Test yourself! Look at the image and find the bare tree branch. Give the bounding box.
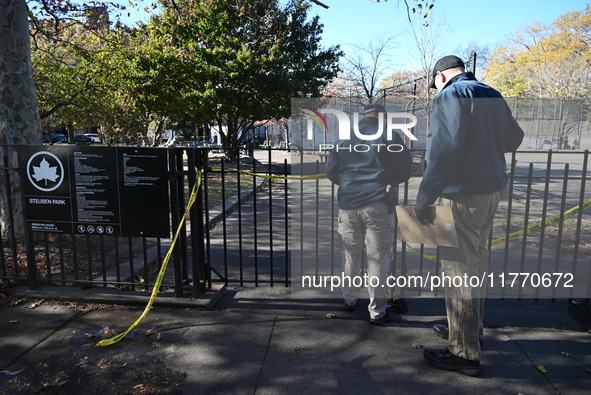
[308,0,329,9]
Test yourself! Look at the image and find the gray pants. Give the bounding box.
[337,202,394,319]
[440,191,500,361]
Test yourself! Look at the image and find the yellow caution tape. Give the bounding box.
[97,169,202,347]
[400,198,591,261]
[209,166,442,263]
[211,166,591,261]
[488,198,591,247]
[209,167,326,180]
[396,233,438,262]
[95,161,589,325]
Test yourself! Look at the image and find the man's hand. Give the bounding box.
[414,202,436,225]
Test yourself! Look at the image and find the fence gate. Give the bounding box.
[2,145,590,301]
[0,145,207,298]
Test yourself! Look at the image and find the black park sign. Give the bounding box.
[19,145,170,238]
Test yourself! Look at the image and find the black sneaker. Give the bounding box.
[370,309,391,326]
[432,324,484,348]
[433,323,449,339]
[390,298,408,313]
[423,348,480,377]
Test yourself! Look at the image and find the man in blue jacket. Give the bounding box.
[326,103,412,325]
[415,55,524,376]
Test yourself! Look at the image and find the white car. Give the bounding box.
[83,133,101,143]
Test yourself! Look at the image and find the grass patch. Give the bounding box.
[204,171,254,209]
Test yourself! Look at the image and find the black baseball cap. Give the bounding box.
[429,55,465,89]
[363,103,387,114]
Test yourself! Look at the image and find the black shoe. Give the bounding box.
[390,298,408,313]
[433,323,449,339]
[432,324,484,348]
[423,348,480,377]
[370,309,391,326]
[344,302,356,312]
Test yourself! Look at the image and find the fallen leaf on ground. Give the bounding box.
[40,371,69,388]
[561,351,573,358]
[325,313,337,319]
[411,342,422,349]
[102,327,118,337]
[537,365,547,373]
[97,358,111,369]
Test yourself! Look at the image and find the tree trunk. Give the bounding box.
[0,0,42,245]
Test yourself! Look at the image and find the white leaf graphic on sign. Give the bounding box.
[32,158,59,185]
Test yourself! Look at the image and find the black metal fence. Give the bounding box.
[0,145,208,298]
[1,145,590,299]
[204,148,591,299]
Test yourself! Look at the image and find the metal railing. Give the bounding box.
[203,148,591,299]
[2,145,589,299]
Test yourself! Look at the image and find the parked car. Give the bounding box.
[532,137,559,151]
[83,133,101,143]
[53,134,68,143]
[42,131,68,144]
[73,134,92,144]
[541,138,559,151]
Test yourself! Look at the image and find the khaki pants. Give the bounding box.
[337,202,394,319]
[440,191,500,361]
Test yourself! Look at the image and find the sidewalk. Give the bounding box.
[1,148,590,393]
[1,285,590,394]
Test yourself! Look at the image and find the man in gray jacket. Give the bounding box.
[415,55,524,376]
[326,103,411,325]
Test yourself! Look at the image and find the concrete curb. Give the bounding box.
[7,283,227,310]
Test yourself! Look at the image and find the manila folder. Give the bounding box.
[395,206,458,247]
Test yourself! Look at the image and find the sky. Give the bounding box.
[311,0,589,72]
[117,0,588,74]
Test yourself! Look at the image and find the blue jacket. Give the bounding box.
[325,115,412,210]
[417,72,524,205]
